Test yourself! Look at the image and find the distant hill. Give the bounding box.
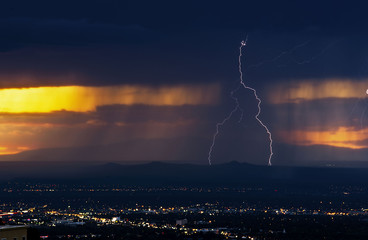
[0,137,210,163]
[1,138,368,167]
[1,160,368,186]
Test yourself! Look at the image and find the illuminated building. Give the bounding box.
[176,219,188,226]
[0,225,28,240]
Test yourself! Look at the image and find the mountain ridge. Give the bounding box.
[1,160,368,186]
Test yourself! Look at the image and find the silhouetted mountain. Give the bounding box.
[0,138,210,163]
[2,161,368,188]
[2,138,368,167]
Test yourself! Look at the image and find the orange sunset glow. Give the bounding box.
[278,127,368,149]
[0,146,30,155]
[0,84,220,113]
[267,79,368,104]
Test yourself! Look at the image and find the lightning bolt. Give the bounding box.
[208,37,273,166]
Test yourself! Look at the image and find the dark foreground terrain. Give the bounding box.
[1,161,368,239]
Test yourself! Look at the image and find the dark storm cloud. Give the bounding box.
[0,104,222,129]
[95,105,220,124]
[0,104,222,157]
[0,17,152,51]
[2,1,368,34]
[243,35,368,84]
[2,0,368,165]
[1,31,366,88]
[0,1,368,87]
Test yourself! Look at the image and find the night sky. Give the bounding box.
[1,0,368,166]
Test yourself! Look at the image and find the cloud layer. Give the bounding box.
[0,84,220,113]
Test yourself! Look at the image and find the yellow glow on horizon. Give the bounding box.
[0,84,220,113]
[268,79,368,104]
[0,151,20,155]
[278,127,368,149]
[0,146,30,155]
